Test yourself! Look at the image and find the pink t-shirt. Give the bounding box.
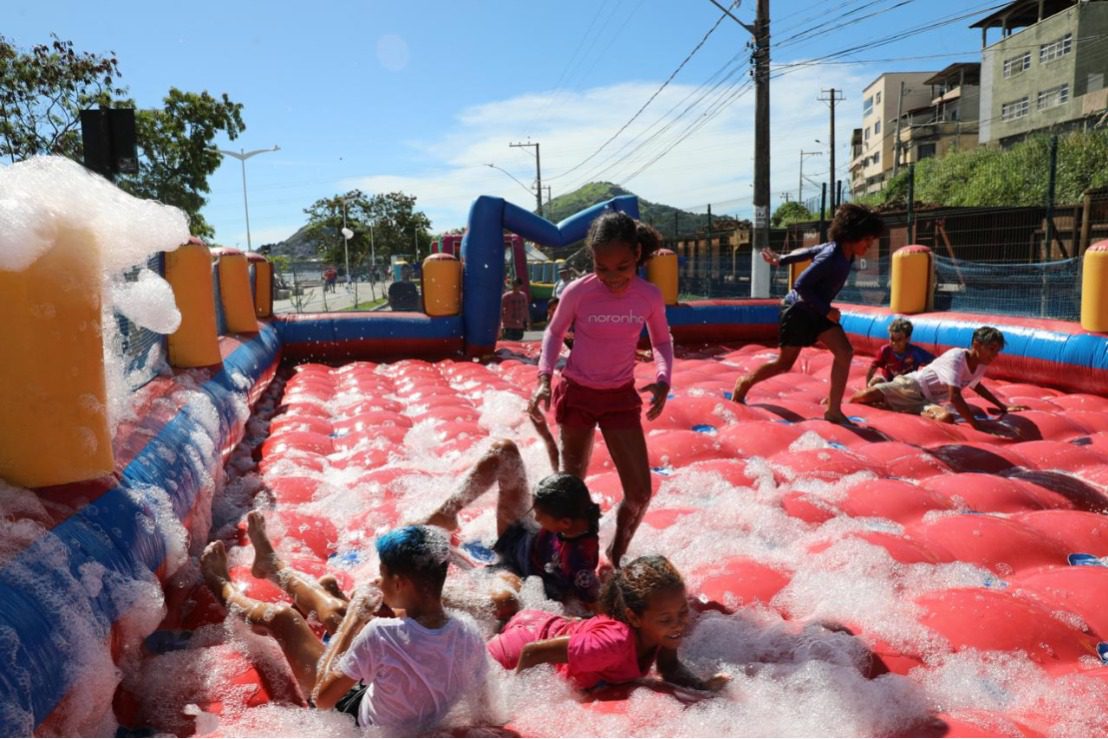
[488,610,651,690]
[539,274,673,388]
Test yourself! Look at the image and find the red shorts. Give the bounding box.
[486,610,561,669]
[552,377,642,431]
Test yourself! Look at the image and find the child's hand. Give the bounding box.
[827,307,841,323]
[529,376,552,413]
[703,673,731,692]
[640,382,669,420]
[760,248,781,266]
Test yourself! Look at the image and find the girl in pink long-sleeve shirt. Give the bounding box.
[529,211,674,568]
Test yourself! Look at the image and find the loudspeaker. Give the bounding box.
[80,108,138,178]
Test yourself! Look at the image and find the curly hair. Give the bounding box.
[533,473,601,530]
[599,555,685,623]
[972,326,1005,349]
[889,317,914,338]
[828,203,884,244]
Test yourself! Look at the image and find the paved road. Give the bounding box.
[273,279,388,314]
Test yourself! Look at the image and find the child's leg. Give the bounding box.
[201,541,325,697]
[850,386,885,406]
[422,439,531,538]
[732,346,802,403]
[818,325,854,423]
[559,424,595,480]
[922,405,956,423]
[598,425,651,568]
[248,511,348,635]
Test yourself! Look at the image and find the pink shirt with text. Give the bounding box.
[539,274,673,388]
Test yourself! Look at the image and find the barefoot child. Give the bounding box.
[423,438,601,613]
[201,518,489,733]
[487,555,728,693]
[850,326,1028,432]
[731,203,885,424]
[865,317,934,387]
[531,212,673,568]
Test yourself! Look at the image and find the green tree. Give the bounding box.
[771,200,814,227]
[116,89,245,237]
[0,36,244,237]
[304,190,433,276]
[0,34,125,161]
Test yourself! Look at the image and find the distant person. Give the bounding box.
[553,265,574,299]
[323,266,338,293]
[531,213,672,568]
[865,317,934,387]
[200,517,490,733]
[850,326,1028,432]
[731,203,885,425]
[500,278,530,341]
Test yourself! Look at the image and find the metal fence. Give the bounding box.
[114,253,167,389]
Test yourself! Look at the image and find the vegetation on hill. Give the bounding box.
[858,129,1108,210]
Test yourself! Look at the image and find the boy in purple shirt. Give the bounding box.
[732,204,884,424]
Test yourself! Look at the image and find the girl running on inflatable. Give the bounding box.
[487,555,728,692]
[530,211,673,568]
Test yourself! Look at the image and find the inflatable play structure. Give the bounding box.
[2,159,1108,736]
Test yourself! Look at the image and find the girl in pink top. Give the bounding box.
[487,555,728,692]
[530,212,674,567]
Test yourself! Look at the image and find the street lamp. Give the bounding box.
[341,198,356,304]
[216,145,280,251]
[486,163,537,199]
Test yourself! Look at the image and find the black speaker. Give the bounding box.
[80,108,137,178]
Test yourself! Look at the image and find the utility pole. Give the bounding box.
[799,149,822,204]
[818,89,843,210]
[893,81,906,177]
[711,0,768,295]
[510,140,543,217]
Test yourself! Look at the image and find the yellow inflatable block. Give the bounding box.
[1081,242,1108,333]
[646,249,678,305]
[0,227,114,488]
[166,240,222,367]
[216,249,259,334]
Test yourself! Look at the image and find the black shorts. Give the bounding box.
[335,683,368,725]
[493,520,538,578]
[779,302,836,347]
[502,328,525,340]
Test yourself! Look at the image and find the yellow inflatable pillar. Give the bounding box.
[165,238,222,368]
[787,258,812,291]
[214,248,259,334]
[0,226,114,488]
[646,249,679,305]
[1081,241,1108,332]
[422,253,462,316]
[247,253,274,319]
[890,245,933,315]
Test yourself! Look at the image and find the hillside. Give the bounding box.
[544,182,729,240]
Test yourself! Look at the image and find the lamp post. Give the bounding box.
[341,198,355,304]
[485,163,537,200]
[216,145,280,251]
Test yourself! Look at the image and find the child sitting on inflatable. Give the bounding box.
[200,517,490,733]
[487,555,729,693]
[850,326,1027,431]
[864,317,934,387]
[422,436,601,614]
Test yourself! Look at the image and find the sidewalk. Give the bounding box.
[273,279,387,314]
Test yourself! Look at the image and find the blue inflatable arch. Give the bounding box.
[461,194,640,355]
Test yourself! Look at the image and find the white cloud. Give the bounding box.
[347,62,871,231]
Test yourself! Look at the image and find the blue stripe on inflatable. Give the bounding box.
[665,302,780,328]
[278,314,463,345]
[841,310,1108,373]
[0,325,279,734]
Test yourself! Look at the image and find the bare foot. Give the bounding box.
[318,574,347,601]
[731,375,753,404]
[823,410,854,425]
[247,510,283,580]
[200,541,233,605]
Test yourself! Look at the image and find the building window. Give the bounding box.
[874,120,881,135]
[1039,33,1072,64]
[863,95,874,117]
[1037,84,1070,110]
[1001,97,1030,120]
[874,151,880,164]
[1003,52,1031,78]
[918,143,937,160]
[876,91,882,104]
[864,126,871,141]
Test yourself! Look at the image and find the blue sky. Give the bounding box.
[7,0,1007,246]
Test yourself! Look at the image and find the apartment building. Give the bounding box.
[850,72,935,196]
[974,0,1108,146]
[895,63,982,167]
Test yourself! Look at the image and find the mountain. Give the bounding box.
[543,182,738,240]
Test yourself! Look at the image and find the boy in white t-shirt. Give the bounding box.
[850,326,1027,431]
[201,519,491,734]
